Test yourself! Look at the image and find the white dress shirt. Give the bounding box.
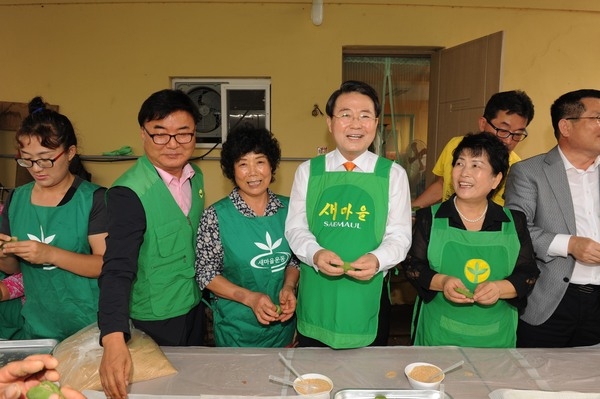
[548,147,600,284]
[285,149,412,273]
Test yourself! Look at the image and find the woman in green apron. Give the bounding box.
[195,125,299,347]
[402,132,539,348]
[0,97,107,341]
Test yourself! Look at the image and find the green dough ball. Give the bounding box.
[375,395,388,399]
[454,287,474,298]
[27,381,65,399]
[0,237,17,250]
[275,305,282,315]
[339,262,353,272]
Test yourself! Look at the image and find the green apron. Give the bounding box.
[210,195,295,347]
[413,204,520,348]
[0,272,24,339]
[9,181,99,340]
[297,155,391,349]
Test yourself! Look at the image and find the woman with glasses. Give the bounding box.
[195,125,299,347]
[402,133,539,348]
[0,96,107,341]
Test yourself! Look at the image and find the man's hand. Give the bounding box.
[568,236,600,265]
[345,253,380,281]
[100,332,132,399]
[312,249,345,277]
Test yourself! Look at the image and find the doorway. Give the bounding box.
[343,51,432,200]
[343,31,503,195]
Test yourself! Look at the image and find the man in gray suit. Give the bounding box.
[505,89,600,347]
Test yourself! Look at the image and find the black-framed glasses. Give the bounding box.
[485,119,528,142]
[142,126,195,145]
[332,111,378,125]
[15,150,66,168]
[565,116,600,124]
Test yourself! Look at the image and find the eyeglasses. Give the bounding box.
[143,126,195,145]
[15,150,65,168]
[485,119,528,142]
[332,111,378,125]
[565,116,600,124]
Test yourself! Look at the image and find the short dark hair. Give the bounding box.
[452,132,509,199]
[325,80,381,117]
[137,89,200,126]
[483,90,535,126]
[550,89,600,140]
[17,96,77,151]
[220,124,281,185]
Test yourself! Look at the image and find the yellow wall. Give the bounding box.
[1,0,599,205]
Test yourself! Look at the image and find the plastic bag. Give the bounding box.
[54,323,177,391]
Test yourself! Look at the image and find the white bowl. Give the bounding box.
[293,373,333,399]
[404,362,444,390]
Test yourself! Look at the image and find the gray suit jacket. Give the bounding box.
[505,145,578,325]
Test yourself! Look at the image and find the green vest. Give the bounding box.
[9,180,100,340]
[413,204,520,348]
[210,195,295,347]
[297,155,391,348]
[112,156,204,320]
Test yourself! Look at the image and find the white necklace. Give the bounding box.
[453,197,488,223]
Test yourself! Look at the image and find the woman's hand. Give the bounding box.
[472,281,500,305]
[474,280,516,304]
[0,354,85,399]
[248,292,280,325]
[1,241,53,266]
[278,285,297,322]
[438,275,475,304]
[0,235,15,259]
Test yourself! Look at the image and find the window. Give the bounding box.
[172,78,271,148]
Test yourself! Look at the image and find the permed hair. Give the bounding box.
[220,124,281,185]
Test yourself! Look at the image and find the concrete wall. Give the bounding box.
[1,0,599,205]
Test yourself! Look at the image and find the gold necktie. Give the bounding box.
[343,161,356,171]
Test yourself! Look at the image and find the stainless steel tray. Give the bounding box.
[0,339,58,366]
[334,389,452,399]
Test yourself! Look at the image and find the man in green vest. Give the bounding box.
[98,89,205,399]
[285,81,413,348]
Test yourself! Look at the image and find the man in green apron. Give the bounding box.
[286,81,413,348]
